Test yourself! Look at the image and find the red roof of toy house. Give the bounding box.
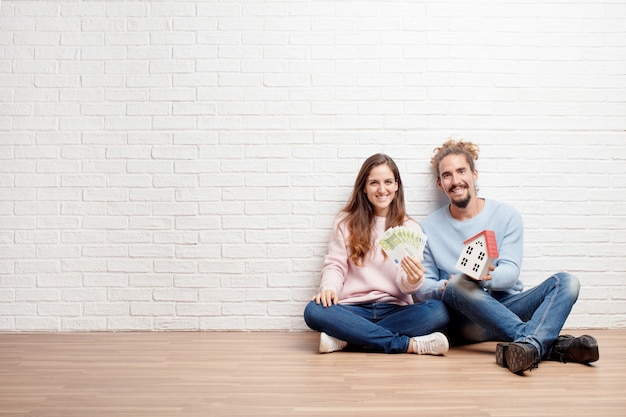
[463,230,499,258]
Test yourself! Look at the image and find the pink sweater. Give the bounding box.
[319,214,424,306]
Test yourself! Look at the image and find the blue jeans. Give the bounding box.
[303,300,449,353]
[442,272,580,358]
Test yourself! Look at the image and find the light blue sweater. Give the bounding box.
[414,199,525,301]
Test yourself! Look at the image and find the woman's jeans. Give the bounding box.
[442,272,580,358]
[303,300,449,353]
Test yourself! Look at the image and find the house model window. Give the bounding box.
[454,230,498,280]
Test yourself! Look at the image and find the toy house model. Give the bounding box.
[455,230,499,280]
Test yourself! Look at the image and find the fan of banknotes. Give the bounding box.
[377,226,428,267]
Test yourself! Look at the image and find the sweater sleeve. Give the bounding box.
[413,241,444,300]
[481,206,524,292]
[318,216,349,295]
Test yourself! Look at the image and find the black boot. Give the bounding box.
[546,334,599,364]
[496,342,539,374]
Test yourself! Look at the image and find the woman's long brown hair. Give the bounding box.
[340,153,407,266]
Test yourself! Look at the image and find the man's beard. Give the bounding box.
[450,188,472,209]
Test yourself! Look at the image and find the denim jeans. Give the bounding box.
[442,272,580,358]
[303,300,449,353]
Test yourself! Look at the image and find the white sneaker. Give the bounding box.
[412,332,449,355]
[319,332,348,354]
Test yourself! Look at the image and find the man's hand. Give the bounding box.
[483,264,495,281]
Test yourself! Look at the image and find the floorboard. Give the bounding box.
[0,330,623,417]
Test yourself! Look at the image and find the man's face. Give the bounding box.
[436,154,477,209]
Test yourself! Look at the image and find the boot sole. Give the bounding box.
[495,343,508,368]
[505,343,536,373]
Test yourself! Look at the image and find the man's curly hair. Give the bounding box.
[431,139,480,179]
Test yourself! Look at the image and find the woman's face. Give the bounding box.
[363,164,398,217]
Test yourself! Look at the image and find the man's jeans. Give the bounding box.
[303,300,449,353]
[442,272,580,358]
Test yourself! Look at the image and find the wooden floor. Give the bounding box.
[0,330,624,417]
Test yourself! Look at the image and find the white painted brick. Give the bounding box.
[16,317,60,331]
[59,231,103,253]
[62,318,108,331]
[151,32,196,47]
[172,18,217,33]
[127,160,172,174]
[106,259,152,273]
[153,231,197,245]
[129,274,173,288]
[154,318,198,330]
[246,288,291,303]
[36,273,82,288]
[222,302,265,316]
[199,316,244,330]
[83,216,128,230]
[152,202,197,216]
[15,289,60,302]
[60,288,107,302]
[37,302,81,316]
[61,259,107,273]
[174,274,219,288]
[36,243,81,258]
[0,301,36,316]
[83,273,128,287]
[0,289,15,302]
[0,0,624,332]
[267,302,305,318]
[130,302,175,316]
[84,302,130,316]
[198,259,244,274]
[154,261,197,274]
[0,317,14,331]
[149,88,196,102]
[245,316,293,330]
[152,116,197,130]
[108,288,152,302]
[107,317,153,331]
[177,302,222,317]
[128,245,172,258]
[0,231,12,243]
[126,102,169,116]
[58,117,105,131]
[1,275,36,288]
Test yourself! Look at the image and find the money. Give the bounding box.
[377,226,428,267]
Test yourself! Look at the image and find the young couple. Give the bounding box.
[303,139,599,374]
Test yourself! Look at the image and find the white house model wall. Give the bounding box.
[455,230,499,281]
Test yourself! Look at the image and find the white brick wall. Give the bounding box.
[1,0,625,331]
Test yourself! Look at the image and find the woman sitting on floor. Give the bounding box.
[304,153,450,354]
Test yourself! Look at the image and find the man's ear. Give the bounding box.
[436,177,443,190]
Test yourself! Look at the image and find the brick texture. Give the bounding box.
[0,0,625,331]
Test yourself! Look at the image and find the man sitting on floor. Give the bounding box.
[408,139,599,374]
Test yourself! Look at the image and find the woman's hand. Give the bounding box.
[312,289,338,308]
[401,256,425,285]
